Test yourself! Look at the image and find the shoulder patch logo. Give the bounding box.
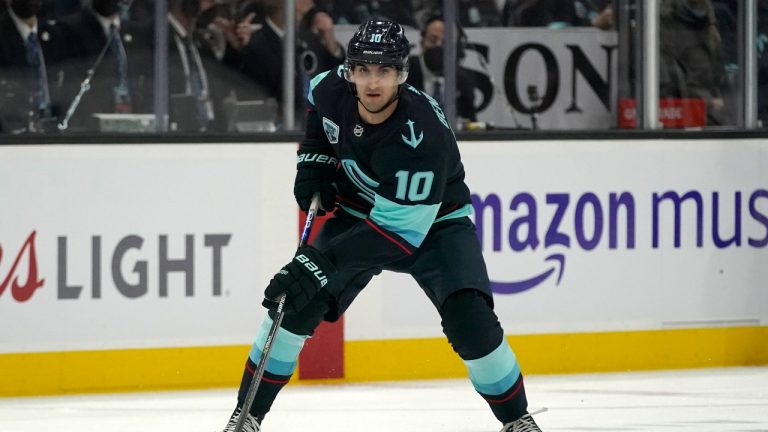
[401,119,423,149]
[322,117,340,144]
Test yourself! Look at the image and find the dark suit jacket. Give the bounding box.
[242,23,303,104]
[0,9,69,133]
[57,9,154,131]
[406,55,478,121]
[240,22,308,127]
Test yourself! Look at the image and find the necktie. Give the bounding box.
[432,80,443,105]
[109,23,131,112]
[25,33,51,116]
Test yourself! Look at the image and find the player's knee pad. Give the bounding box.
[440,289,504,360]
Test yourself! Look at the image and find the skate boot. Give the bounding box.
[221,407,261,432]
[500,408,547,432]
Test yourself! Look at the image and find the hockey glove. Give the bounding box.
[263,246,337,314]
[294,148,338,215]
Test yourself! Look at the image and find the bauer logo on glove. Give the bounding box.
[295,253,329,287]
[263,246,337,314]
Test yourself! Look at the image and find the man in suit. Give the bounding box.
[0,0,68,133]
[166,0,219,132]
[406,16,478,122]
[238,0,345,129]
[57,0,154,132]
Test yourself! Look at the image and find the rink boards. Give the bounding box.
[0,139,766,396]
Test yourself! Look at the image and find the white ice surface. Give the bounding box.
[0,367,766,432]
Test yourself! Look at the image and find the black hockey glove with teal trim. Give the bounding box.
[294,148,338,216]
[263,246,337,314]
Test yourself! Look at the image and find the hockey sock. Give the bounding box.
[237,315,309,420]
[440,290,529,423]
[465,341,528,422]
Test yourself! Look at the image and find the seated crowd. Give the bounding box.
[1,0,760,133]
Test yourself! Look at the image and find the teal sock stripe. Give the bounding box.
[248,316,309,376]
[464,340,521,396]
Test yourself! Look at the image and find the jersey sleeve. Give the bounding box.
[301,109,333,155]
[302,68,340,154]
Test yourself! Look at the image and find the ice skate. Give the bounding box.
[221,407,260,432]
[500,408,547,432]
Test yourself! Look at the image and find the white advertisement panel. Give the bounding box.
[2,140,766,352]
[345,139,768,340]
[0,144,296,353]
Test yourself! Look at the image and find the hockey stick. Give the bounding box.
[234,193,321,432]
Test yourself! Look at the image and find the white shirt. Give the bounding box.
[419,54,443,100]
[94,11,120,39]
[265,17,285,39]
[8,6,38,41]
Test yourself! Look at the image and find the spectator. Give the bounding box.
[239,0,304,127]
[167,0,218,131]
[413,0,501,28]
[57,0,154,131]
[239,0,345,128]
[298,4,345,77]
[502,0,612,28]
[197,1,280,112]
[406,16,478,121]
[0,0,68,133]
[576,0,614,30]
[328,0,417,27]
[659,0,726,125]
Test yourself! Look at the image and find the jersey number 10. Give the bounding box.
[395,170,434,201]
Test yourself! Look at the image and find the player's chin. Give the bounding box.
[362,97,382,109]
[361,101,381,112]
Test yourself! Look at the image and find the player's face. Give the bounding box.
[350,63,400,113]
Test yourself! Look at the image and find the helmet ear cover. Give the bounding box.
[343,61,409,85]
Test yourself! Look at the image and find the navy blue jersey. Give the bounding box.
[301,66,473,274]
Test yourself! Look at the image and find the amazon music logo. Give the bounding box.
[472,189,768,294]
[0,232,232,302]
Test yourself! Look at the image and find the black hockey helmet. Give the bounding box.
[344,20,410,84]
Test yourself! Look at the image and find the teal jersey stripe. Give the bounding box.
[341,159,379,203]
[344,204,473,225]
[369,195,439,247]
[464,341,521,396]
[307,70,331,107]
[434,203,474,223]
[249,316,308,376]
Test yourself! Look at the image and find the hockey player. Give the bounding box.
[220,19,544,432]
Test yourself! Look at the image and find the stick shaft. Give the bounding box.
[234,194,322,432]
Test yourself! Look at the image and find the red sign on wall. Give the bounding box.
[618,98,707,128]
